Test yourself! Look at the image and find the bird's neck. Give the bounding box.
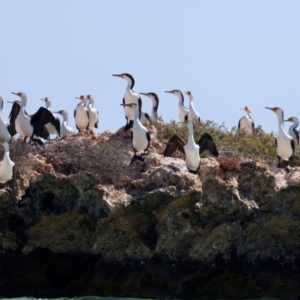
[291,121,299,131]
[20,97,27,108]
[188,96,193,103]
[276,114,286,133]
[187,124,195,145]
[45,102,51,110]
[63,115,68,122]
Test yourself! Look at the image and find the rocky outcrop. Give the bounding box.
[1,127,300,299]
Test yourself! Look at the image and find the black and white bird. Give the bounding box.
[0,140,14,186]
[74,95,89,132]
[120,103,150,163]
[164,121,219,175]
[113,73,145,131]
[53,110,74,136]
[165,90,189,122]
[86,95,99,132]
[40,97,60,137]
[0,97,12,143]
[139,92,160,122]
[266,107,294,172]
[284,116,300,151]
[10,92,60,144]
[184,91,200,122]
[238,106,255,134]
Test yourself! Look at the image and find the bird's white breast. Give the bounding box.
[239,115,253,134]
[88,107,98,130]
[124,91,140,120]
[0,117,11,143]
[132,121,149,152]
[15,111,33,137]
[75,106,89,131]
[277,129,294,160]
[0,153,14,183]
[184,144,200,171]
[188,102,200,122]
[179,103,189,123]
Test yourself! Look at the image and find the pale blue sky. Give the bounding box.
[1,0,300,134]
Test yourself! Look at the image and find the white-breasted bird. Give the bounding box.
[165,90,189,122]
[0,97,12,143]
[53,110,74,136]
[0,140,15,185]
[86,95,99,132]
[139,92,160,122]
[40,97,60,137]
[10,92,60,144]
[120,102,150,163]
[184,91,200,122]
[113,73,144,131]
[238,106,255,134]
[284,116,300,151]
[164,121,219,175]
[74,95,89,132]
[266,107,294,172]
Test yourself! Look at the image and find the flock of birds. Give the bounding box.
[0,72,299,190]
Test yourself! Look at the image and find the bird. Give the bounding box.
[86,95,99,132]
[139,92,160,122]
[266,107,294,172]
[113,73,143,131]
[0,140,15,186]
[0,97,12,143]
[53,110,74,136]
[10,92,60,144]
[165,90,189,122]
[40,97,61,137]
[184,91,200,122]
[74,95,89,132]
[238,106,255,134]
[120,102,150,163]
[164,121,219,175]
[284,116,300,151]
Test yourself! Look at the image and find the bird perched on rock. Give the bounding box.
[165,90,189,123]
[266,107,294,172]
[40,97,60,138]
[0,140,15,189]
[86,95,99,132]
[184,91,200,122]
[238,106,255,134]
[0,97,12,143]
[284,116,300,152]
[120,102,150,163]
[164,121,218,175]
[9,92,60,144]
[53,110,74,136]
[74,95,89,132]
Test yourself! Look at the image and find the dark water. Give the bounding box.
[0,297,279,300]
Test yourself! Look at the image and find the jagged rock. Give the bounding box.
[0,127,300,299]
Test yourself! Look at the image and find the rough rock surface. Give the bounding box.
[0,126,300,299]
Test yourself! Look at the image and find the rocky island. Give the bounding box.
[0,124,300,299]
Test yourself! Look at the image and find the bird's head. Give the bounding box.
[241,106,251,113]
[113,73,135,88]
[284,116,298,124]
[11,92,26,99]
[53,110,67,116]
[265,107,284,119]
[86,95,94,100]
[41,97,51,104]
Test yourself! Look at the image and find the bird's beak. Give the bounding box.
[112,74,122,78]
[11,92,17,96]
[40,98,45,101]
[165,91,173,94]
[75,97,81,100]
[7,101,15,104]
[265,107,275,112]
[284,118,292,122]
[184,91,188,95]
[139,92,148,96]
[240,107,245,111]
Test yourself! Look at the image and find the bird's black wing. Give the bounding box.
[252,121,255,133]
[291,139,295,154]
[197,133,219,157]
[163,135,186,157]
[238,118,241,130]
[30,107,60,138]
[8,102,21,136]
[275,137,277,148]
[146,131,151,151]
[95,110,99,128]
[74,110,76,119]
[138,97,142,109]
[294,129,299,145]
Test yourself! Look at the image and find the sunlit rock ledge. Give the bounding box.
[0,126,300,299]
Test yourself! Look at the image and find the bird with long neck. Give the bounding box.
[266,107,294,172]
[0,97,12,143]
[86,95,99,132]
[165,90,189,122]
[164,121,218,175]
[11,92,33,141]
[238,106,255,134]
[40,97,60,136]
[120,102,150,163]
[139,92,160,122]
[184,91,200,122]
[53,110,74,136]
[284,116,300,152]
[113,73,142,131]
[74,95,89,132]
